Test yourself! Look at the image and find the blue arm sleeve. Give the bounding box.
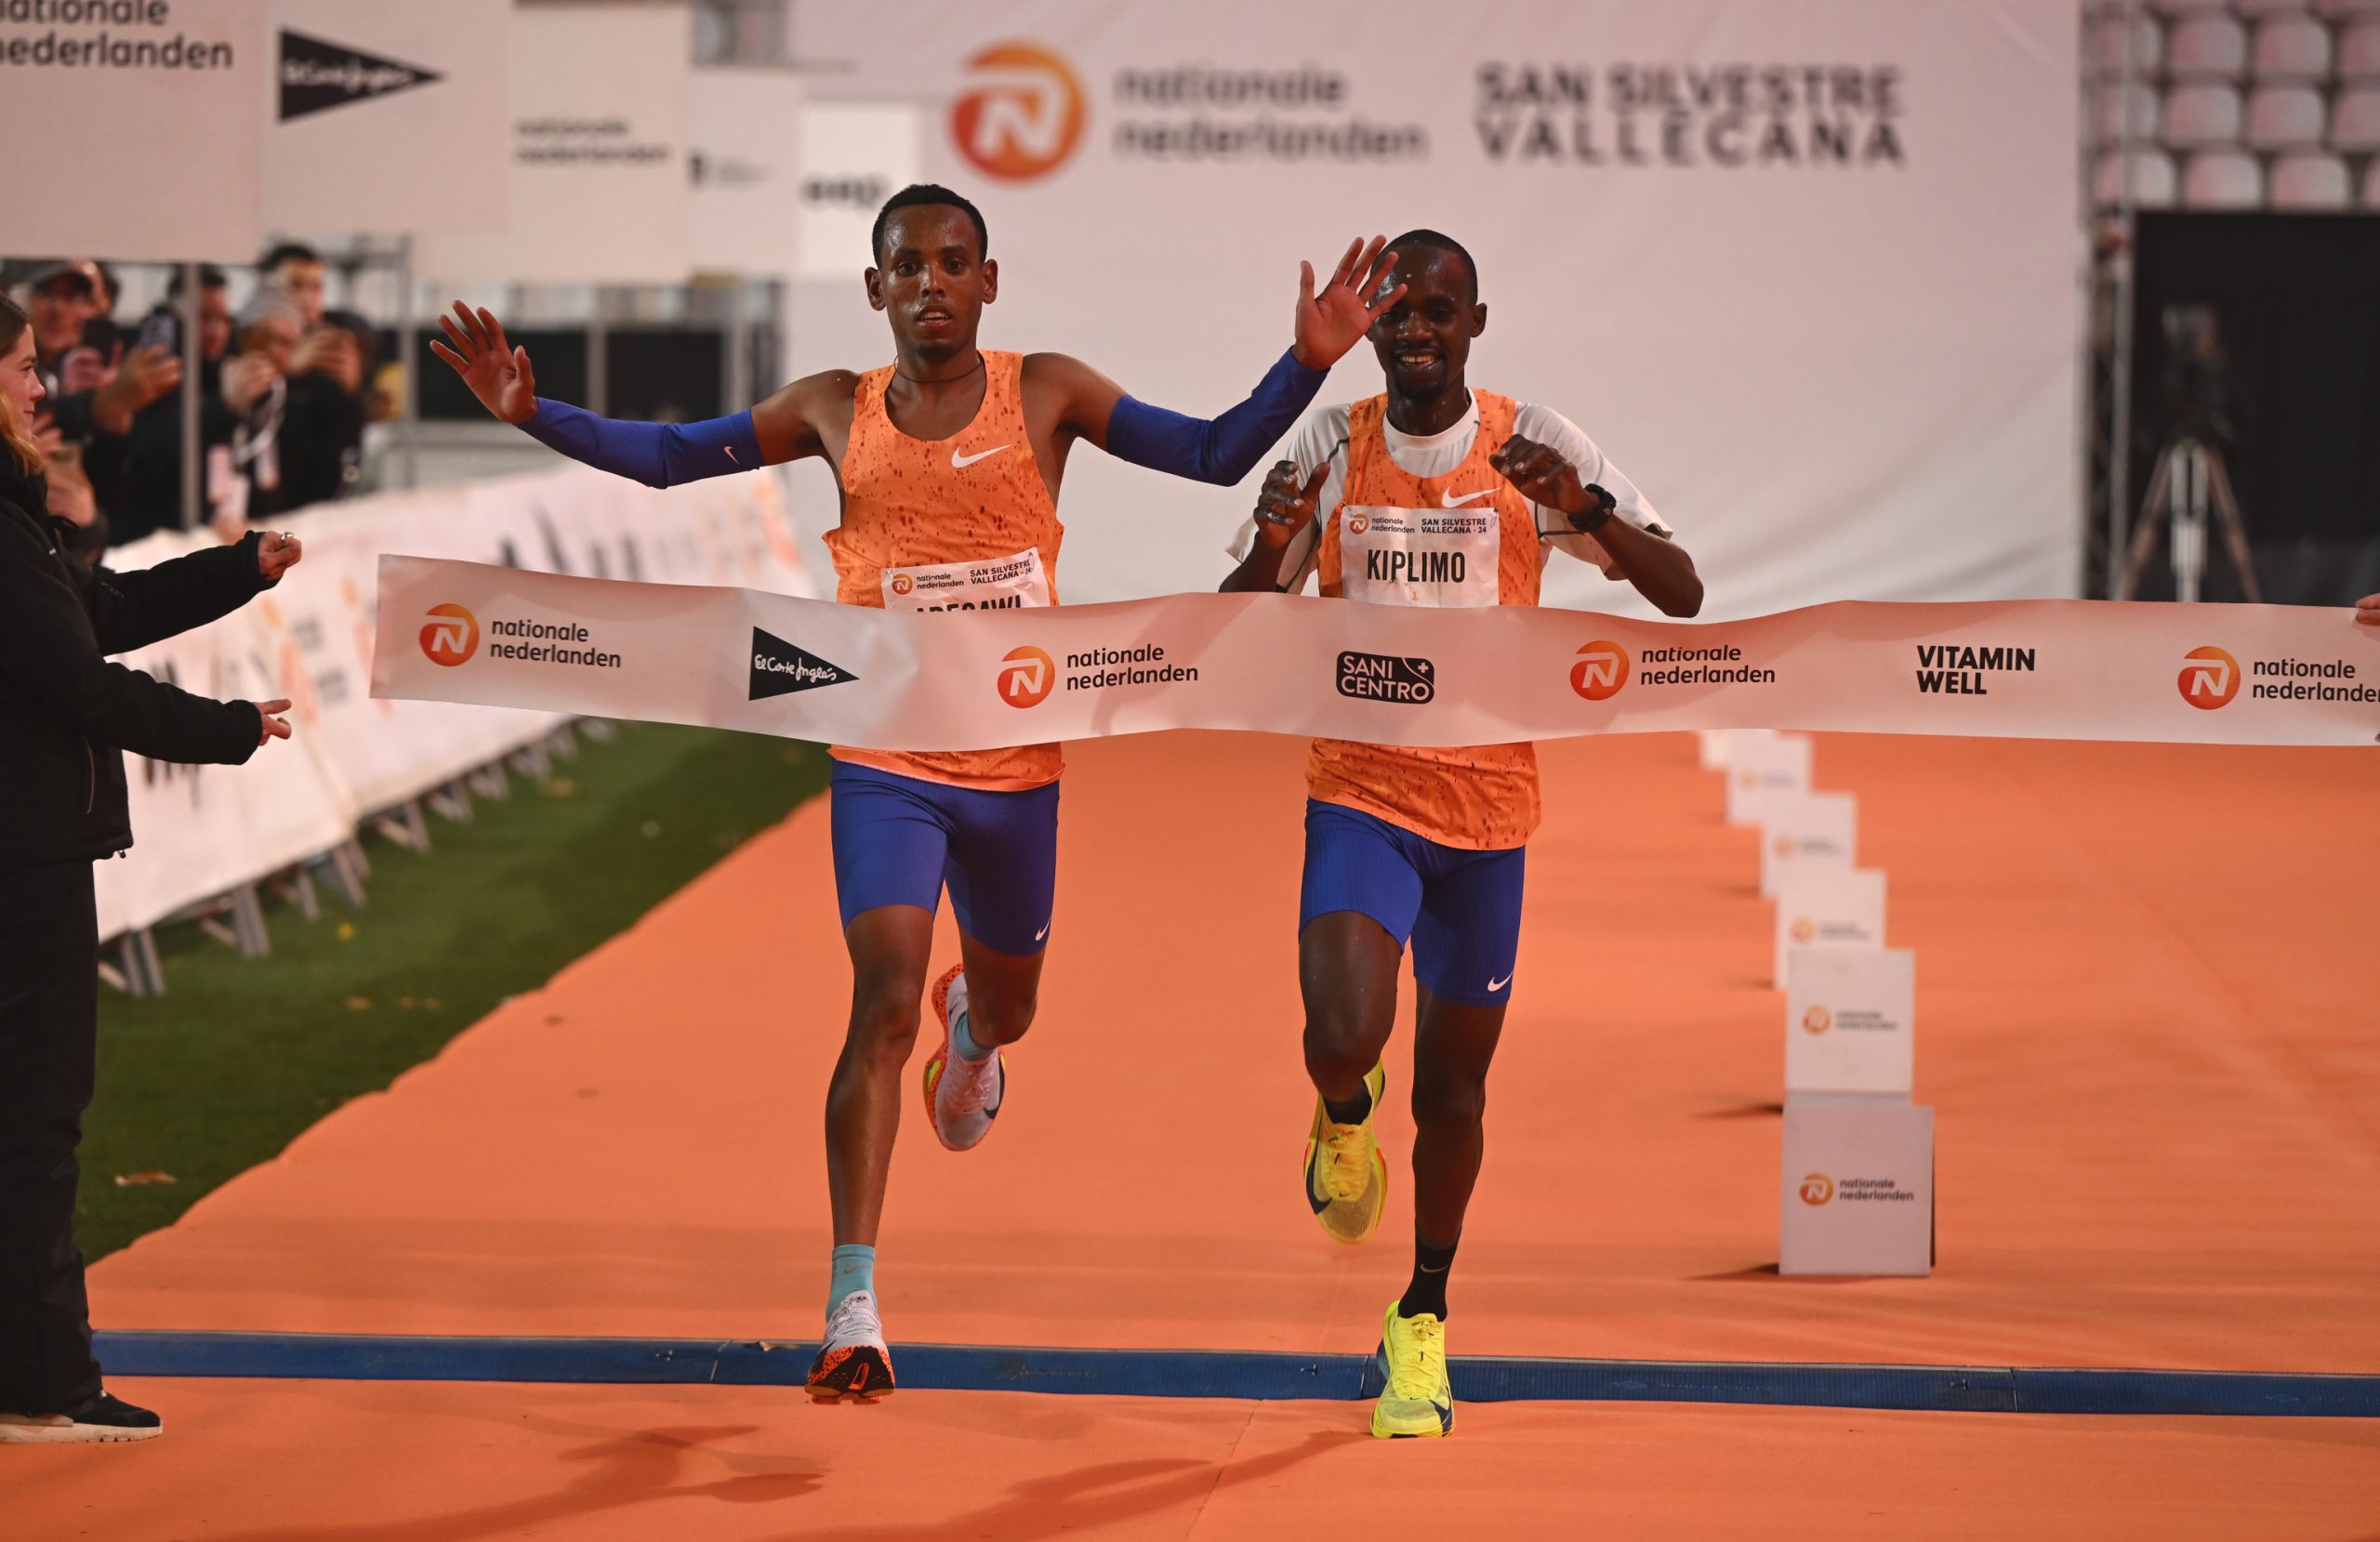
[1104,347,1329,486]
[517,399,764,490]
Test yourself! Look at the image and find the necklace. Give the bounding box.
[894,354,985,387]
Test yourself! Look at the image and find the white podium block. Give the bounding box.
[1780,1096,1934,1276]
[1758,790,1858,899]
[1785,946,1914,1096]
[1773,868,1886,984]
[1725,732,1812,825]
[1699,728,1768,771]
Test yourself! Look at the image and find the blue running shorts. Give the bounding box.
[1298,799,1527,1008]
[828,760,1060,956]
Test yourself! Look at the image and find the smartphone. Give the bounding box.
[137,310,179,356]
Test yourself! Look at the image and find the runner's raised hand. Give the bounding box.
[1292,237,1406,370]
[429,303,539,425]
[1250,459,1329,551]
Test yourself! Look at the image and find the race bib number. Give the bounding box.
[881,548,1051,613]
[1338,507,1500,608]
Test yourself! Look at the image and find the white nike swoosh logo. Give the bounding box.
[1035,924,1050,941]
[724,445,739,464]
[952,444,1011,468]
[1488,973,1512,991]
[1441,488,1493,507]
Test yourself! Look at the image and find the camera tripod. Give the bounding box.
[2117,434,2260,604]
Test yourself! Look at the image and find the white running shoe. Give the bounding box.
[805,1289,894,1402]
[921,965,1004,1152]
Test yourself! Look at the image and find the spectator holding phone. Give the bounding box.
[0,294,300,1445]
[258,244,364,509]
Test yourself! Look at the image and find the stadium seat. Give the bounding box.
[2268,151,2353,205]
[2181,149,2265,205]
[2340,20,2380,79]
[2168,15,2249,77]
[2163,82,2244,143]
[2096,82,2162,142]
[2244,84,2328,145]
[2091,15,2165,75]
[2332,84,2380,145]
[2096,147,2181,206]
[2252,16,2335,78]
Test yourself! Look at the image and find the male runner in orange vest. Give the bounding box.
[434,185,1404,1401]
[1222,231,1703,1437]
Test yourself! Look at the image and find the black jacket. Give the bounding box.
[0,458,268,876]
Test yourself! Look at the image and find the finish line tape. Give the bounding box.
[94,1331,2380,1416]
[372,557,2380,750]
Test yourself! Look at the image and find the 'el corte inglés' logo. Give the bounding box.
[1799,1173,1834,1206]
[2177,645,2241,709]
[419,603,477,667]
[952,43,1085,180]
[279,30,443,123]
[998,645,1057,707]
[1570,640,1630,701]
[749,628,857,700]
[1802,1005,1831,1035]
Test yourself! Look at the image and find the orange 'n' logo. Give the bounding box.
[1570,640,1630,702]
[419,603,478,667]
[1799,1173,1834,1206]
[951,43,1085,180]
[1346,511,1370,535]
[1802,1006,1832,1035]
[1791,917,1816,944]
[2177,645,2241,709]
[998,645,1056,708]
[1774,834,1798,857]
[890,573,916,598]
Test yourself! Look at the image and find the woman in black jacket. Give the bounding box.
[0,296,300,1443]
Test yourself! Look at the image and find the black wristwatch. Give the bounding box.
[1568,483,1615,534]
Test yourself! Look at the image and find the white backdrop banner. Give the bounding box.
[692,67,804,275]
[262,0,510,236]
[370,563,2380,751]
[416,1,692,283]
[782,0,2081,618]
[0,0,267,259]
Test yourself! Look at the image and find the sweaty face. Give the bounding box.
[1367,248,1482,401]
[2,328,46,428]
[27,279,95,359]
[867,205,993,361]
[273,260,327,327]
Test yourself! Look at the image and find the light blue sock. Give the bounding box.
[949,993,993,1064]
[827,1244,876,1316]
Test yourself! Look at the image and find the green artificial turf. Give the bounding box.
[77,723,828,1262]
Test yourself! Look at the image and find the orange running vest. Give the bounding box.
[1310,390,1545,850]
[824,351,1065,789]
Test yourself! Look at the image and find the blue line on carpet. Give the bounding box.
[89,1332,2380,1417]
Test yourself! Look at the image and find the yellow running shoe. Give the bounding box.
[1302,1063,1387,1245]
[1370,1298,1454,1439]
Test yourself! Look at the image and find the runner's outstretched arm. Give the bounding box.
[430,302,846,487]
[1033,238,1407,486]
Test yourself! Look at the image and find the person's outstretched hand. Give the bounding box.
[252,699,293,745]
[429,303,538,425]
[1291,237,1406,371]
[257,531,303,583]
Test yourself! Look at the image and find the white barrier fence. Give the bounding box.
[92,467,811,953]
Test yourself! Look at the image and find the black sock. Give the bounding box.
[1398,1233,1459,1321]
[1322,1081,1373,1126]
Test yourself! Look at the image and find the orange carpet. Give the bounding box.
[7,730,2375,1536]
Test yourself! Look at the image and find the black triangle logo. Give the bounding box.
[279,30,444,123]
[750,629,857,700]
